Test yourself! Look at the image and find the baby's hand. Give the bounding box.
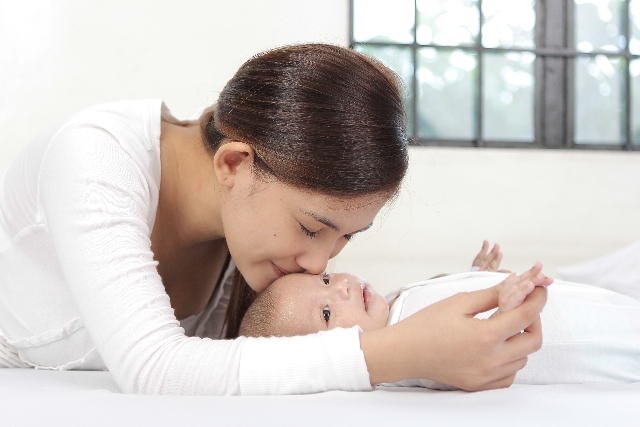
[495,262,554,315]
[472,240,507,272]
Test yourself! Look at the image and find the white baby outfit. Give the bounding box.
[0,100,371,395]
[384,272,640,389]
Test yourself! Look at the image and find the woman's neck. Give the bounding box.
[154,121,225,252]
[151,120,229,319]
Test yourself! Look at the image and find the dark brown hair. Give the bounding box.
[199,44,409,338]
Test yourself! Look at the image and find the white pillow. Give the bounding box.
[558,240,640,301]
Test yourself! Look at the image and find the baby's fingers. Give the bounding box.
[487,246,503,271]
[518,262,543,282]
[472,240,490,268]
[519,262,553,287]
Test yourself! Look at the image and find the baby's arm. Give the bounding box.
[494,263,554,316]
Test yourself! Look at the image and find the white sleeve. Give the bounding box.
[240,327,372,395]
[38,123,371,395]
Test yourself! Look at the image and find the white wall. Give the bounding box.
[2,0,639,297]
[0,0,349,171]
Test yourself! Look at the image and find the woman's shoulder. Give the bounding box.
[40,99,165,180]
[63,99,164,151]
[25,100,167,216]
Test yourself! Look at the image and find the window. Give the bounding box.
[350,0,640,149]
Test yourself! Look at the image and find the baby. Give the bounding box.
[239,249,640,387]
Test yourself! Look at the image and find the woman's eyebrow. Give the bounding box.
[303,210,338,230]
[302,210,373,234]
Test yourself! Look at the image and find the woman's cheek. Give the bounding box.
[329,238,349,259]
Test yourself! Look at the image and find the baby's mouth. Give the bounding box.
[361,284,369,312]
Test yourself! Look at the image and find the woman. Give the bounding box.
[0,44,546,395]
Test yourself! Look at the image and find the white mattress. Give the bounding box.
[2,369,639,427]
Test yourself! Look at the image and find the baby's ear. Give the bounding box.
[213,141,255,188]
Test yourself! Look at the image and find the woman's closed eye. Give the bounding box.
[299,223,320,239]
[300,222,355,241]
[322,306,331,323]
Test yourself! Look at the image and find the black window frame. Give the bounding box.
[349,0,640,150]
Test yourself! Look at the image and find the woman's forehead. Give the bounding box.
[312,192,391,212]
[294,191,387,225]
[268,181,390,209]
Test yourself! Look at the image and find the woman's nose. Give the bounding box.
[296,242,335,275]
[296,251,328,275]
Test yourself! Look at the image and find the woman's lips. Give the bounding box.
[271,262,290,278]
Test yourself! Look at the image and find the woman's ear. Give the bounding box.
[213,141,255,188]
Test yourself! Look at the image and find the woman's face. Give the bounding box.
[221,174,387,293]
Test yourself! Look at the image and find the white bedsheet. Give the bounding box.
[558,240,640,301]
[2,370,638,427]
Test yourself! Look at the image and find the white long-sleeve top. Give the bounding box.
[0,99,372,395]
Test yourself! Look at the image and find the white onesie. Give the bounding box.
[383,272,640,389]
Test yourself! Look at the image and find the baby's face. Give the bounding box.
[269,273,389,336]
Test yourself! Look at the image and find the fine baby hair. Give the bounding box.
[238,285,281,338]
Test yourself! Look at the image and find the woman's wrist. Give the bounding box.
[359,326,410,385]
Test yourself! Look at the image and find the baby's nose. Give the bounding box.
[333,278,351,300]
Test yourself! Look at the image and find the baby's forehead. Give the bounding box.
[274,276,317,296]
[269,275,324,311]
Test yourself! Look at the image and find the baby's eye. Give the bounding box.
[322,306,331,323]
[322,273,330,285]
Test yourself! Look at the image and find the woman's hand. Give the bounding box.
[360,263,550,391]
[472,240,510,273]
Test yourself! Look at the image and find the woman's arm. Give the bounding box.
[38,117,250,394]
[360,284,547,390]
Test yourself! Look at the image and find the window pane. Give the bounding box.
[631,0,640,54]
[416,0,478,46]
[575,55,624,144]
[575,0,624,52]
[483,52,535,141]
[353,0,415,44]
[482,0,535,49]
[417,48,476,139]
[632,60,640,143]
[354,45,415,136]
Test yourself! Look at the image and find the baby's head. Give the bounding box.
[239,273,390,338]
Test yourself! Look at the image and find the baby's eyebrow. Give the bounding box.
[306,305,325,332]
[302,210,373,234]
